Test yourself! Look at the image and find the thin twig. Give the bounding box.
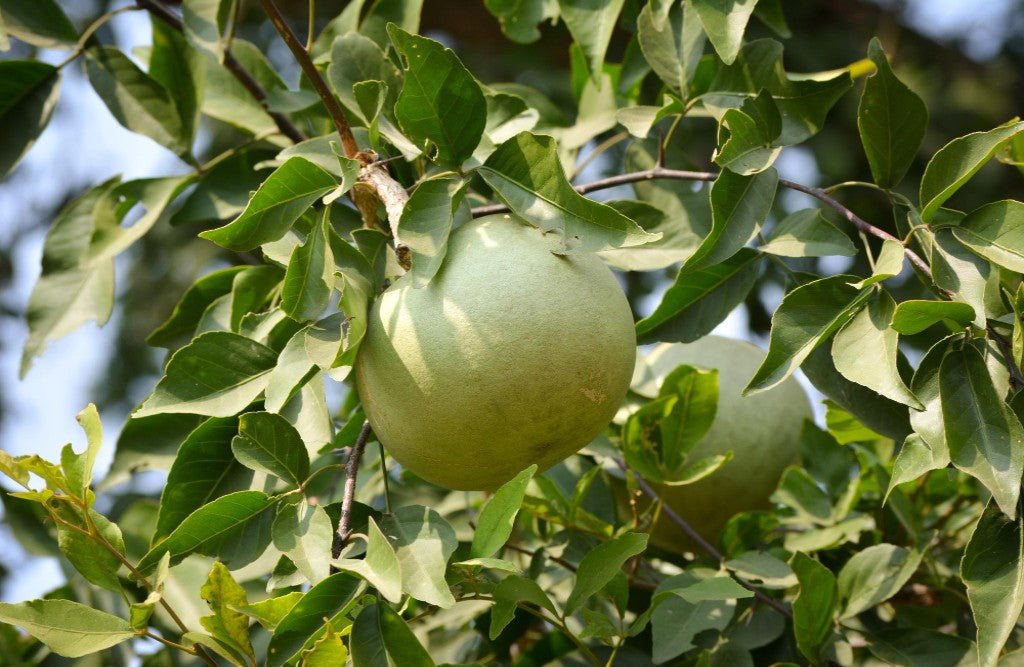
[469,166,933,283]
[614,459,793,619]
[988,326,1024,390]
[257,0,359,158]
[332,420,373,558]
[135,0,306,144]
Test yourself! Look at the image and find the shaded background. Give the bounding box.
[0,0,1021,603]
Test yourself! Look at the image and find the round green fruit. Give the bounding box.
[621,336,813,551]
[355,214,637,491]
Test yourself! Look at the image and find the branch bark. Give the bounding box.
[614,458,794,619]
[136,0,306,144]
[470,166,934,284]
[332,420,373,558]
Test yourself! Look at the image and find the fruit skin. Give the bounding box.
[620,336,813,551]
[355,214,636,491]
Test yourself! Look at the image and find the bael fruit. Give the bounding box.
[355,214,636,491]
[621,336,813,551]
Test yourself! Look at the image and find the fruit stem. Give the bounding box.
[614,458,794,620]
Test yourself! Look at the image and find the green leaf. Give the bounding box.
[135,331,278,418]
[0,59,60,178]
[664,576,754,602]
[155,416,249,541]
[171,149,276,226]
[272,502,333,585]
[200,157,338,251]
[87,175,196,267]
[264,327,317,413]
[484,0,553,43]
[182,0,232,61]
[790,552,838,663]
[266,572,364,667]
[101,413,204,490]
[867,627,976,667]
[281,209,335,324]
[20,179,117,377]
[686,167,777,269]
[907,337,953,463]
[941,345,1024,519]
[84,46,189,157]
[890,299,976,335]
[398,174,469,287]
[886,434,947,502]
[199,562,254,663]
[705,39,853,145]
[651,571,734,663]
[489,575,559,639]
[301,623,350,666]
[930,227,1001,328]
[724,551,797,589]
[230,592,303,631]
[746,275,871,394]
[359,0,423,47]
[715,106,783,175]
[333,517,403,603]
[350,602,435,667]
[831,290,921,408]
[759,208,857,258]
[471,465,537,559]
[0,0,77,49]
[150,15,205,147]
[62,404,103,498]
[857,38,928,188]
[836,543,923,619]
[919,119,1024,222]
[636,247,761,344]
[54,505,125,594]
[477,131,660,251]
[565,532,648,614]
[692,0,760,65]
[0,600,135,658]
[557,0,626,80]
[231,411,311,486]
[147,267,248,348]
[622,366,720,483]
[637,0,705,96]
[138,490,276,573]
[772,467,833,524]
[182,631,249,666]
[962,499,1024,667]
[387,25,486,166]
[381,505,458,608]
[327,31,401,121]
[954,200,1024,273]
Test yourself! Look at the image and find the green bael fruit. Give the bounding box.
[620,336,813,552]
[355,214,637,491]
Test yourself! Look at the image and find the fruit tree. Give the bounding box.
[1,0,1024,665]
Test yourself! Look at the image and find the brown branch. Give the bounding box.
[256,0,411,261]
[256,0,359,158]
[614,458,794,619]
[332,420,373,558]
[470,166,933,284]
[136,0,306,144]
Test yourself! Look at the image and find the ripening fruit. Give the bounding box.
[355,214,636,491]
[621,336,813,551]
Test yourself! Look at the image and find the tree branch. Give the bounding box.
[470,166,933,284]
[614,458,794,619]
[255,0,359,158]
[136,0,306,144]
[332,420,373,558]
[256,0,411,264]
